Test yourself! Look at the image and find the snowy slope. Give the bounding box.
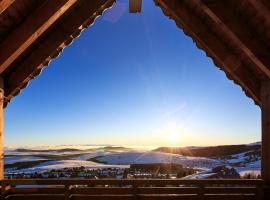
[5,156,48,164]
[6,160,129,174]
[96,152,221,168]
[4,144,261,178]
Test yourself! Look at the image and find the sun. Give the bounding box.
[168,133,178,144]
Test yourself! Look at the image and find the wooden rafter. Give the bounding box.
[0,0,14,14]
[129,0,142,13]
[186,0,270,79]
[262,80,270,182]
[232,0,270,47]
[155,0,261,105]
[4,0,115,102]
[0,0,267,107]
[0,0,78,74]
[204,0,270,78]
[246,0,270,29]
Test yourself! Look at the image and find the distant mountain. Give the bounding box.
[98,146,132,152]
[247,142,261,146]
[153,143,261,158]
[5,143,261,178]
[15,148,83,153]
[11,146,130,154]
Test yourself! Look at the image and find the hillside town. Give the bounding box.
[6,164,251,180]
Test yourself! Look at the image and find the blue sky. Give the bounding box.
[4,0,260,147]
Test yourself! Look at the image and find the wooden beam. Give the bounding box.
[245,0,270,31]
[154,0,261,105]
[4,0,115,100]
[261,79,270,198]
[129,0,142,13]
[262,79,270,180]
[0,76,4,180]
[0,178,264,186]
[203,0,270,79]
[0,0,78,74]
[185,0,270,79]
[0,0,14,14]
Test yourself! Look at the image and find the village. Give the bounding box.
[0,0,269,198]
[5,164,194,180]
[5,164,246,180]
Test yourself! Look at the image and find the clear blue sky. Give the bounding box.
[4,0,260,147]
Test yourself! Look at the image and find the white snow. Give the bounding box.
[236,160,261,177]
[4,144,262,179]
[238,170,261,177]
[5,156,48,164]
[96,152,221,168]
[73,151,111,160]
[183,169,214,179]
[246,142,261,146]
[6,160,129,174]
[226,152,248,164]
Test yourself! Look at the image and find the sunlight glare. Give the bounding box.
[168,132,178,144]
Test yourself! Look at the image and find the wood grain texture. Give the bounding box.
[0,0,78,73]
[0,0,14,14]
[1,179,264,200]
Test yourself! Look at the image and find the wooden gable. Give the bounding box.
[0,0,115,107]
[0,0,269,107]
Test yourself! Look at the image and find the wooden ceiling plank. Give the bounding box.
[155,0,261,105]
[5,0,115,101]
[202,0,269,79]
[0,0,78,74]
[0,0,14,14]
[246,0,270,28]
[233,0,270,43]
[185,0,270,79]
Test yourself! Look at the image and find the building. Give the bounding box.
[0,0,269,199]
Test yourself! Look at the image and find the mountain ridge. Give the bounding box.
[153,142,261,158]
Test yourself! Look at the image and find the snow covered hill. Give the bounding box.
[94,151,221,169]
[4,143,261,178]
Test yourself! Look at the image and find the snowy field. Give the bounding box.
[5,156,48,165]
[4,144,261,178]
[95,151,221,168]
[6,160,129,174]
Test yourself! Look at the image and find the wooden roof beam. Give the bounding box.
[0,0,14,14]
[232,0,270,45]
[0,0,78,74]
[246,0,270,30]
[155,0,261,105]
[185,0,270,79]
[202,0,270,79]
[4,0,115,103]
[129,0,142,13]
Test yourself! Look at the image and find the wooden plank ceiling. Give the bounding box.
[154,0,270,107]
[0,0,269,107]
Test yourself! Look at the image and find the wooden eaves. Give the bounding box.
[0,1,270,193]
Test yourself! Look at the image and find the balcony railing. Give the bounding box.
[0,179,266,200]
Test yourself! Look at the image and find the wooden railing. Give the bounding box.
[0,179,266,200]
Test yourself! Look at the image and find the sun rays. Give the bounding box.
[168,132,178,144]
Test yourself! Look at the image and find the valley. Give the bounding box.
[4,143,261,179]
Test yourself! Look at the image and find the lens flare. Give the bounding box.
[168,133,178,144]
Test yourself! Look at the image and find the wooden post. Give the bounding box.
[0,77,3,180]
[261,79,270,198]
[129,0,142,13]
